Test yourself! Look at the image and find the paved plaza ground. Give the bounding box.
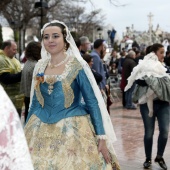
[110,102,170,170]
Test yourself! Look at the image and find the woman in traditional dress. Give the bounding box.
[24,20,120,170]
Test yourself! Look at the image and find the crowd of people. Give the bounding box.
[0,20,170,170]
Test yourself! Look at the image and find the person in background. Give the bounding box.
[24,20,120,169]
[79,36,91,56]
[164,50,170,67]
[162,39,169,55]
[132,40,140,51]
[109,62,118,81]
[20,41,41,122]
[0,40,23,116]
[100,42,112,114]
[82,53,103,85]
[90,39,107,92]
[133,43,170,170]
[135,51,145,64]
[121,50,137,109]
[101,42,110,81]
[118,50,126,74]
[106,49,119,68]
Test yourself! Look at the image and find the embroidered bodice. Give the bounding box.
[27,57,105,135]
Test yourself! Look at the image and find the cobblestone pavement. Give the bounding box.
[110,102,170,170]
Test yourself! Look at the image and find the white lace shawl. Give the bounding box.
[125,52,168,92]
[29,20,117,155]
[125,52,169,116]
[0,85,34,170]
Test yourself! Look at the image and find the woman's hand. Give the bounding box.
[98,139,111,164]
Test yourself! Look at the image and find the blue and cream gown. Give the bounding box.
[24,57,120,170]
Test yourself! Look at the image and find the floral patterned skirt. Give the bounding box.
[24,114,120,170]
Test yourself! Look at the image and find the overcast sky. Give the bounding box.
[85,0,170,37]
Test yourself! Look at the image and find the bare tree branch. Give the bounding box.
[0,0,118,46]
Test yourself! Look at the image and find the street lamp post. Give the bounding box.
[34,0,48,29]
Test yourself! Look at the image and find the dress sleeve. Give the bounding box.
[76,69,105,136]
[0,72,21,84]
[26,91,40,123]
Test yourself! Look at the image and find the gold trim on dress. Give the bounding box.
[34,60,48,107]
[62,58,82,108]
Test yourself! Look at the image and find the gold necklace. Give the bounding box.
[48,55,69,69]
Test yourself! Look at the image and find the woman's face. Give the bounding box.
[111,51,117,57]
[88,58,93,68]
[43,26,65,56]
[156,47,164,62]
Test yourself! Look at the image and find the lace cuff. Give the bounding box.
[96,135,107,140]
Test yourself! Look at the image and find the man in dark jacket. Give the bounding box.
[121,50,137,109]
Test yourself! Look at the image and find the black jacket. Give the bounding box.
[91,69,103,84]
[122,56,137,84]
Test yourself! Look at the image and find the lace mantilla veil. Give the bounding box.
[0,85,34,170]
[30,20,117,155]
